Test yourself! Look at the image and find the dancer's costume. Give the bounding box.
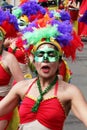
[59,59,72,83]
[19,79,66,130]
[0,9,20,130]
[8,38,33,78]
[0,56,13,129]
[78,0,87,37]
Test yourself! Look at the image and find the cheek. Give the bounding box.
[52,62,58,68]
[34,62,41,70]
[51,63,59,72]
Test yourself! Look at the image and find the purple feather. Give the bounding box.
[79,10,87,24]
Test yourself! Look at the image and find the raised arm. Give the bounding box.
[6,51,24,82]
[71,86,87,127]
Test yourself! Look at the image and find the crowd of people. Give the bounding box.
[0,0,87,130]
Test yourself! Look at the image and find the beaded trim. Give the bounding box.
[26,94,57,101]
[58,97,67,117]
[26,94,66,116]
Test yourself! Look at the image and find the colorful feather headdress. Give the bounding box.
[0,9,19,38]
[49,9,71,21]
[18,9,84,60]
[12,1,46,22]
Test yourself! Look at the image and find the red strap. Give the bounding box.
[54,81,58,96]
[25,78,37,95]
[26,78,58,96]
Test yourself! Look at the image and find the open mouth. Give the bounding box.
[41,66,50,73]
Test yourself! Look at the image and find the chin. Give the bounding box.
[41,73,55,79]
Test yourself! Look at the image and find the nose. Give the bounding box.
[43,53,49,62]
[44,53,48,59]
[43,53,48,60]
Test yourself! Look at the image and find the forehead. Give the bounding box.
[37,43,56,50]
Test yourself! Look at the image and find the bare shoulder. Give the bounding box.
[58,80,83,100]
[69,83,84,100]
[4,51,16,60]
[1,51,16,67]
[11,78,37,99]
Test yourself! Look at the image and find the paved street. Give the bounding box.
[63,41,87,130]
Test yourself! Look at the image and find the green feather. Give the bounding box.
[23,25,60,47]
[12,8,22,18]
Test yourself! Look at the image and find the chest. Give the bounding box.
[19,96,66,126]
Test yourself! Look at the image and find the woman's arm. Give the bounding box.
[71,85,87,127]
[0,79,28,117]
[6,51,24,82]
[0,84,20,116]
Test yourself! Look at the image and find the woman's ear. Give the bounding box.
[29,53,34,63]
[29,53,36,72]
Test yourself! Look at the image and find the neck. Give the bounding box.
[32,75,58,112]
[38,75,58,88]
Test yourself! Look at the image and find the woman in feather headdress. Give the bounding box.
[0,11,87,130]
[0,9,24,130]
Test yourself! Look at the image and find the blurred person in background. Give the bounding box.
[0,9,24,130]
